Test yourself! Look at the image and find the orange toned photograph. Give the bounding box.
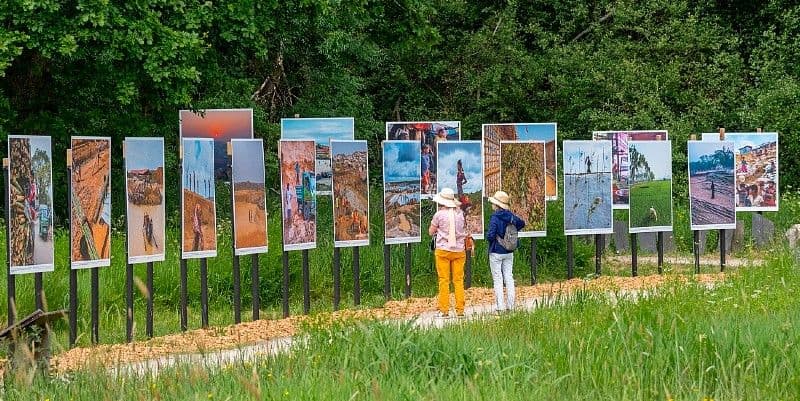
[331,140,369,247]
[180,109,253,181]
[182,138,218,259]
[280,140,316,251]
[70,137,112,269]
[232,139,268,255]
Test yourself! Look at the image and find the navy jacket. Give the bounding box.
[487,209,526,254]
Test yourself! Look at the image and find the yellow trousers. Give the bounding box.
[434,249,466,315]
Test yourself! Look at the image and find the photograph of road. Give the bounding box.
[280,140,317,251]
[8,135,54,274]
[563,140,614,235]
[232,139,268,255]
[182,138,218,259]
[70,137,112,269]
[484,123,557,200]
[383,140,422,244]
[628,141,674,234]
[281,117,355,195]
[386,121,460,198]
[437,141,484,239]
[592,131,668,209]
[125,138,166,264]
[701,132,779,212]
[331,140,370,247]
[500,141,547,237]
[179,109,253,181]
[688,140,736,230]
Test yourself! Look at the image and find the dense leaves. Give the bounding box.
[1,0,798,225]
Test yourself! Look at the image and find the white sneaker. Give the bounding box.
[435,311,450,319]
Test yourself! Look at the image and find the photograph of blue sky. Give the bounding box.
[232,140,265,184]
[437,141,482,193]
[628,141,671,180]
[513,123,556,141]
[126,138,163,171]
[701,132,777,149]
[331,140,366,157]
[383,141,420,182]
[564,140,612,174]
[183,138,215,199]
[688,140,732,165]
[281,118,354,145]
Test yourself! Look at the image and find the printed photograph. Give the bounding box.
[182,138,218,259]
[688,140,736,230]
[592,131,668,209]
[280,140,317,251]
[8,135,54,274]
[386,121,460,198]
[281,118,355,194]
[383,141,422,244]
[563,140,613,235]
[331,140,370,247]
[500,141,547,237]
[484,123,557,200]
[70,137,112,269]
[179,109,253,181]
[437,141,484,239]
[232,139,268,255]
[628,141,674,234]
[125,138,166,264]
[701,132,779,212]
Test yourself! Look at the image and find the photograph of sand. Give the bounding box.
[280,140,317,251]
[125,138,166,264]
[331,140,370,247]
[484,123,557,200]
[232,139,268,255]
[437,141,484,239]
[281,118,355,195]
[70,137,112,269]
[386,121,460,198]
[563,140,614,236]
[8,135,54,274]
[383,141,422,244]
[628,141,673,234]
[592,131,668,209]
[701,132,779,212]
[182,138,218,259]
[688,140,736,230]
[179,109,253,181]
[500,141,547,237]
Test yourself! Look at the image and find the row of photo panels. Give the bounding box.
[5,110,779,274]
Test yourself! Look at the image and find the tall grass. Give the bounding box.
[4,249,799,400]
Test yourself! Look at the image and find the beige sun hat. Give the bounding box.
[488,191,510,209]
[433,188,461,208]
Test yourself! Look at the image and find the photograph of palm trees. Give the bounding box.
[688,140,736,230]
[628,141,673,233]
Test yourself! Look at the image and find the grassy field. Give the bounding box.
[3,249,798,399]
[630,179,673,229]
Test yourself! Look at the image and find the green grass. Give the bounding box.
[4,249,799,400]
[630,179,673,229]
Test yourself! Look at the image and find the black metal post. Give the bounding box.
[657,232,664,274]
[34,273,43,311]
[353,247,361,306]
[200,258,209,328]
[91,268,99,343]
[302,249,310,314]
[404,243,412,298]
[566,236,574,279]
[530,238,537,285]
[232,254,241,324]
[693,230,700,274]
[146,261,154,338]
[126,262,133,342]
[282,251,289,318]
[67,164,77,347]
[594,234,602,276]
[631,234,638,277]
[180,258,188,331]
[251,254,259,321]
[383,244,391,301]
[465,250,472,289]
[719,229,726,272]
[333,247,341,311]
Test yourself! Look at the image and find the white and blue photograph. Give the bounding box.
[563,140,613,235]
[281,117,355,194]
[436,141,484,239]
[383,140,422,244]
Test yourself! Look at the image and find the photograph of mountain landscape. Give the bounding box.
[70,137,112,269]
[383,140,421,244]
[8,135,54,274]
[232,139,268,255]
[182,138,218,259]
[281,117,354,195]
[125,137,166,264]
